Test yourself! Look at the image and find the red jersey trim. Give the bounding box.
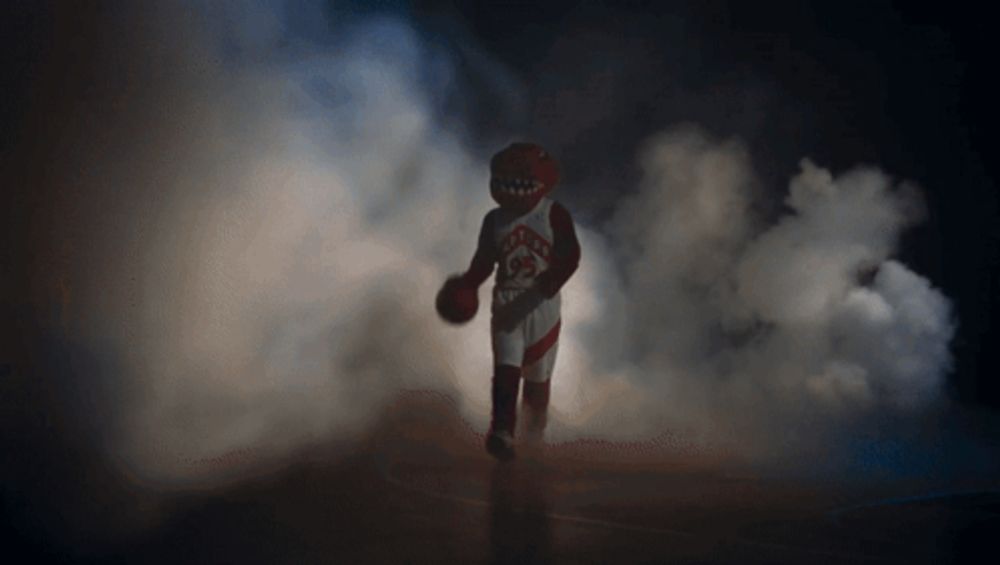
[523,319,561,366]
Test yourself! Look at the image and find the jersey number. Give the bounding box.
[508,254,537,278]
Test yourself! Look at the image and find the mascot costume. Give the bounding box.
[436,142,581,461]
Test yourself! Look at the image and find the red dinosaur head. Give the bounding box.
[489,142,559,213]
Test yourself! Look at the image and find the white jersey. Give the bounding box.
[492,197,555,292]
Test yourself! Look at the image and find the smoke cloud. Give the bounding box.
[22,1,954,489]
[560,130,954,452]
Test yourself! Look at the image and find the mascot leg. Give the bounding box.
[520,335,558,444]
[521,380,550,439]
[487,364,521,461]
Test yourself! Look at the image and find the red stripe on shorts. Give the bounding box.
[522,319,560,366]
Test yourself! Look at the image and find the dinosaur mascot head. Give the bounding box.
[489,142,560,214]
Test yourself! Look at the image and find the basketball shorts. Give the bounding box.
[491,288,561,383]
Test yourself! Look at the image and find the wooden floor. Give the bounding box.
[11,393,1000,564]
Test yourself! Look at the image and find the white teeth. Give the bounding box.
[494,178,543,198]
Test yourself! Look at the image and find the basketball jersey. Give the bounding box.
[492,197,555,292]
[489,197,562,377]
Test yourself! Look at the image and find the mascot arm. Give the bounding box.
[460,210,497,289]
[537,201,581,298]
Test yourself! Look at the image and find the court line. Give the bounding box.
[374,453,884,562]
[827,488,1000,520]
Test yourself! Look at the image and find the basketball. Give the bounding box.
[436,276,479,325]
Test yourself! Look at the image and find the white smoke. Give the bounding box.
[552,129,954,449]
[46,2,954,485]
[90,7,507,483]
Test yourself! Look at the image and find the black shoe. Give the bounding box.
[485,431,516,461]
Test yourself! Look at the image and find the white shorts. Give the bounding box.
[491,288,561,383]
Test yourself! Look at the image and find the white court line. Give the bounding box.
[374,453,883,562]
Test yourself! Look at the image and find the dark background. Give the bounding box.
[2,1,998,562]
